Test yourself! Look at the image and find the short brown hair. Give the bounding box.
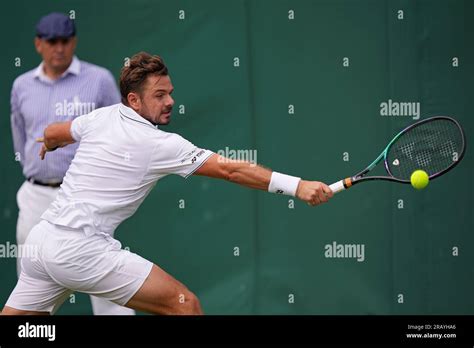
[120,52,168,105]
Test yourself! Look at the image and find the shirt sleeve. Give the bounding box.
[149,133,214,178]
[10,83,26,167]
[98,70,121,107]
[70,112,95,142]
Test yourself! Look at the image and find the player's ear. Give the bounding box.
[34,37,42,54]
[70,36,77,49]
[127,92,141,111]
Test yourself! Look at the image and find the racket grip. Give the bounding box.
[329,180,346,194]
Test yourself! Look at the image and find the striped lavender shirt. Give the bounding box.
[10,56,120,183]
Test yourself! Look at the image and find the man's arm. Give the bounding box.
[36,121,76,160]
[10,86,26,166]
[194,154,333,206]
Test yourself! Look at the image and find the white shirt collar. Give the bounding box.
[118,103,159,129]
[34,55,81,83]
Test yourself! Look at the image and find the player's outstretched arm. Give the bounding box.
[36,121,76,160]
[194,154,333,206]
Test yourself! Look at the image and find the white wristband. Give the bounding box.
[268,172,301,197]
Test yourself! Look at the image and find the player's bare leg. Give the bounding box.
[1,307,49,315]
[125,264,203,315]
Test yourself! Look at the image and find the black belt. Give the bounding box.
[27,177,62,188]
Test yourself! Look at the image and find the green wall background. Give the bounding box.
[0,0,472,314]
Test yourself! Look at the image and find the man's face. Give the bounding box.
[35,36,76,72]
[133,74,175,125]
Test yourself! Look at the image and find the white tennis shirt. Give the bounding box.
[41,103,214,236]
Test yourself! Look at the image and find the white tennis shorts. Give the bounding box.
[6,220,153,314]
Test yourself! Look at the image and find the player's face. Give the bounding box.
[138,74,175,125]
[35,36,76,73]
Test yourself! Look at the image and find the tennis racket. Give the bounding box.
[329,116,466,193]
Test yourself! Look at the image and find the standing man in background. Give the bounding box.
[9,12,134,315]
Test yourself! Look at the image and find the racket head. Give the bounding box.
[383,116,465,182]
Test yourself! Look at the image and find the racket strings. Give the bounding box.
[386,119,464,181]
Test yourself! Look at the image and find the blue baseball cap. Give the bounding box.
[36,12,76,40]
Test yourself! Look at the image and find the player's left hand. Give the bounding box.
[36,137,58,160]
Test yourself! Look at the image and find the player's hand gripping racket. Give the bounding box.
[329,116,466,193]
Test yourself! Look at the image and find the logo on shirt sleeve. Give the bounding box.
[181,148,205,164]
[191,150,205,164]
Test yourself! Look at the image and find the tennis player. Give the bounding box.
[10,12,134,315]
[2,52,332,315]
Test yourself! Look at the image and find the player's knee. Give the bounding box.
[176,291,202,315]
[1,306,48,315]
[187,292,203,315]
[1,306,19,315]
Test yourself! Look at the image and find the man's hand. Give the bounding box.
[35,121,75,160]
[36,137,58,160]
[296,180,333,206]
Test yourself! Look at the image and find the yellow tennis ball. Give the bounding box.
[410,170,429,190]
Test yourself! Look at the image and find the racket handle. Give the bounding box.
[329,180,346,194]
